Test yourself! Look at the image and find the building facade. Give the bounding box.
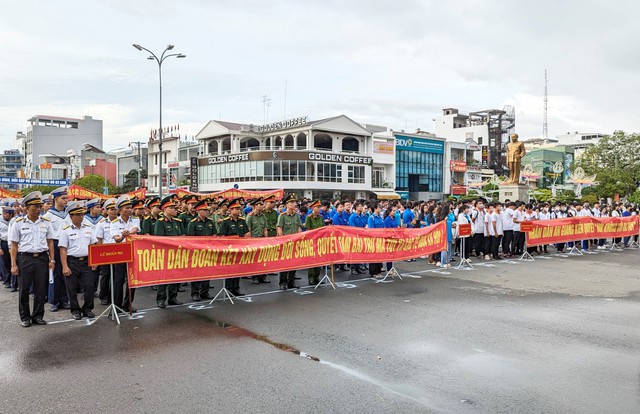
[394,132,445,200]
[522,147,575,189]
[23,115,103,178]
[148,135,203,195]
[0,150,24,190]
[193,115,381,200]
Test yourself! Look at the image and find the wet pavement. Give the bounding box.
[1,248,639,413]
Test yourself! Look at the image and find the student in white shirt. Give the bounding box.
[491,203,504,260]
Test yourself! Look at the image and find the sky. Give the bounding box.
[1,0,638,151]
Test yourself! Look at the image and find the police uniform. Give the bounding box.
[155,195,183,308]
[277,194,302,290]
[304,200,325,284]
[186,199,216,301]
[8,192,55,327]
[110,195,141,312]
[59,201,98,319]
[42,186,70,311]
[263,195,279,237]
[217,198,249,296]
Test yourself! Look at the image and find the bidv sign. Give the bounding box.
[395,135,444,154]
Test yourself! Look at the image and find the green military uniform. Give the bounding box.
[246,209,270,284]
[213,212,229,235]
[304,212,325,284]
[218,215,249,293]
[154,214,183,306]
[140,214,159,235]
[186,214,216,300]
[264,208,278,237]
[178,211,197,234]
[277,210,302,288]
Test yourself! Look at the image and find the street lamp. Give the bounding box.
[132,43,186,199]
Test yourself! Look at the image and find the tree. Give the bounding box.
[532,189,552,202]
[75,174,117,195]
[577,130,640,198]
[17,185,58,196]
[120,169,147,193]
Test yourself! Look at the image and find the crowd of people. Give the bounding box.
[1,186,638,327]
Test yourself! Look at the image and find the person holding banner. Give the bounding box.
[218,198,250,296]
[186,199,217,301]
[9,192,55,327]
[471,202,486,258]
[491,203,504,260]
[436,204,453,268]
[59,201,99,320]
[304,200,325,284]
[154,195,183,308]
[111,195,141,313]
[43,186,71,312]
[277,194,302,290]
[457,204,473,263]
[82,198,103,294]
[367,202,385,277]
[95,198,118,305]
[245,198,271,285]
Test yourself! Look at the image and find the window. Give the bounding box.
[372,166,385,188]
[347,165,365,183]
[317,163,342,182]
[395,150,443,192]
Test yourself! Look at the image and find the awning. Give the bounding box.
[373,191,401,200]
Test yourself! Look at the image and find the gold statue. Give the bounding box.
[505,133,526,184]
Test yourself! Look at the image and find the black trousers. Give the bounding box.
[502,230,513,255]
[114,263,135,308]
[516,232,526,254]
[191,281,210,296]
[18,253,48,322]
[472,233,485,256]
[50,240,68,306]
[66,257,95,312]
[369,263,382,276]
[156,283,178,302]
[491,235,502,258]
[484,236,493,256]
[279,271,297,286]
[99,265,111,302]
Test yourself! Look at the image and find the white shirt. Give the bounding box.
[95,217,115,244]
[59,223,97,257]
[538,211,551,220]
[472,209,485,235]
[109,216,140,243]
[0,218,9,241]
[592,208,601,218]
[501,208,515,231]
[457,212,473,237]
[486,211,496,236]
[493,211,503,236]
[82,213,103,229]
[578,209,592,217]
[8,216,54,253]
[42,207,69,240]
[513,209,523,232]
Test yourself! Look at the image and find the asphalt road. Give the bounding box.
[1,247,639,413]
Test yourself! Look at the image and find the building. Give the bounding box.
[434,107,515,175]
[23,115,103,178]
[554,132,603,158]
[111,143,148,187]
[367,125,398,200]
[394,130,445,200]
[193,115,377,200]
[0,150,24,190]
[148,132,202,196]
[443,141,480,197]
[521,147,575,189]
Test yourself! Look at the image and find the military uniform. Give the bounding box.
[155,196,183,308]
[246,199,270,284]
[264,208,278,237]
[8,192,55,327]
[304,201,325,284]
[186,202,216,301]
[110,195,141,312]
[94,198,117,305]
[218,199,249,296]
[42,186,70,311]
[277,194,302,290]
[59,201,98,319]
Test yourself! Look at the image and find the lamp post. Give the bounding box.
[132,43,186,199]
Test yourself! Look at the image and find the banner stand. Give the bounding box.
[518,223,534,261]
[315,265,335,290]
[456,237,474,270]
[630,225,640,248]
[567,239,583,255]
[609,241,623,251]
[519,247,534,261]
[90,264,125,325]
[378,263,401,283]
[209,279,235,305]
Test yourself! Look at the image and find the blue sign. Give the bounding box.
[396,191,410,200]
[395,135,444,154]
[0,176,69,186]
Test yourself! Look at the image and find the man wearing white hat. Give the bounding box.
[109,195,140,313]
[42,186,70,312]
[9,192,55,327]
[95,198,117,306]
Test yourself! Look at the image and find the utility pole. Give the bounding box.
[543,69,548,142]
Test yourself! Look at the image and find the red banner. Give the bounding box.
[175,188,284,201]
[68,185,146,201]
[526,216,639,247]
[127,222,447,287]
[0,188,18,198]
[89,242,134,266]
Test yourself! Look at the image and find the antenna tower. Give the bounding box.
[543,69,548,141]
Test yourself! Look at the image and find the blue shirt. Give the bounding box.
[348,212,368,228]
[331,211,349,226]
[368,213,384,229]
[384,215,398,229]
[402,209,415,226]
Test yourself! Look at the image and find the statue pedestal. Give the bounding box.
[498,184,529,203]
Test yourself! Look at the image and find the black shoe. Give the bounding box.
[122,307,137,314]
[280,283,287,291]
[50,304,59,312]
[230,290,245,297]
[258,278,271,284]
[177,287,186,292]
[287,284,300,290]
[61,303,71,310]
[9,287,18,292]
[32,318,47,325]
[252,277,260,285]
[157,302,166,309]
[83,310,96,318]
[168,299,183,306]
[200,293,214,300]
[192,294,202,302]
[100,299,109,306]
[21,320,31,327]
[72,311,82,320]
